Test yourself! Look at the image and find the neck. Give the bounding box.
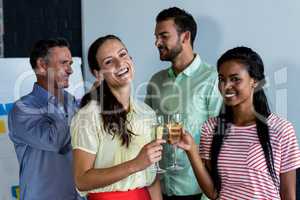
[110,85,131,111]
[232,103,256,126]
[172,47,195,75]
[37,78,64,102]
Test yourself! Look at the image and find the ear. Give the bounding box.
[35,58,47,76]
[93,69,103,81]
[252,79,259,88]
[181,31,191,44]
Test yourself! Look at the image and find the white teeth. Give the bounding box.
[225,94,235,98]
[116,68,128,76]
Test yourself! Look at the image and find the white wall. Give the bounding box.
[82,0,300,139]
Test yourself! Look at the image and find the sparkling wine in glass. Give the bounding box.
[152,115,166,174]
[166,113,184,171]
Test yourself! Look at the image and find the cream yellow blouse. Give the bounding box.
[71,99,156,195]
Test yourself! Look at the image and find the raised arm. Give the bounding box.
[8,103,70,152]
[177,132,218,199]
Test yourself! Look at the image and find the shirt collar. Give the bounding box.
[128,97,138,113]
[32,83,55,104]
[167,54,202,78]
[32,83,68,106]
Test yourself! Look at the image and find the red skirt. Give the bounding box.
[87,187,151,200]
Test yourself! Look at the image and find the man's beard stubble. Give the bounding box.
[159,42,183,61]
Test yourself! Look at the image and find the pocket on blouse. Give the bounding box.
[247,143,268,172]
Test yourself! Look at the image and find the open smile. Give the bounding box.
[223,91,237,98]
[115,67,129,77]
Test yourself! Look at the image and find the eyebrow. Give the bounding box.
[102,48,127,62]
[61,59,73,65]
[219,73,240,77]
[155,31,169,36]
[118,48,127,54]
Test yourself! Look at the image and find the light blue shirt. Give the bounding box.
[8,83,82,200]
[145,54,222,196]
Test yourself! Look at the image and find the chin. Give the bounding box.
[59,82,69,89]
[224,100,238,107]
[160,56,169,61]
[121,79,132,86]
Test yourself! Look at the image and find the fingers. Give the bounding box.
[182,129,191,136]
[148,151,162,163]
[144,139,165,150]
[176,142,189,151]
[145,142,164,155]
[143,140,164,163]
[150,139,166,146]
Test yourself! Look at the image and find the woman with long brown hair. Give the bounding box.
[71,35,164,200]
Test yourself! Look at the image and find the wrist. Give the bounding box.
[127,159,141,174]
[187,142,198,155]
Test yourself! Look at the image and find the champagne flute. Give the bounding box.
[151,115,166,174]
[166,113,184,171]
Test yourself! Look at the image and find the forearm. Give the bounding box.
[187,146,218,199]
[9,111,69,152]
[75,158,140,191]
[147,176,162,200]
[280,170,296,200]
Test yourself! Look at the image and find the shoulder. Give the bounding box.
[198,61,218,79]
[72,100,100,124]
[268,113,295,138]
[148,68,169,83]
[17,92,38,106]
[132,99,155,116]
[9,93,39,116]
[202,117,218,133]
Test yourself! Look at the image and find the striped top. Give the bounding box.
[200,113,300,200]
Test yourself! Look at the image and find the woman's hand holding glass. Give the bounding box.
[133,139,165,172]
[151,115,167,173]
[175,129,197,153]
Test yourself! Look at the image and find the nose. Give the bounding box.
[66,64,73,75]
[155,37,161,48]
[223,80,233,90]
[115,57,124,69]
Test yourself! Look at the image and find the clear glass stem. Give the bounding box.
[155,161,160,169]
[173,145,178,167]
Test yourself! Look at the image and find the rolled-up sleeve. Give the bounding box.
[8,102,69,152]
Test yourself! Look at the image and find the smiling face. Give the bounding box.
[96,39,134,89]
[39,47,73,90]
[218,60,257,108]
[155,19,183,61]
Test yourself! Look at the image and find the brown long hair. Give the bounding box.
[80,35,135,147]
